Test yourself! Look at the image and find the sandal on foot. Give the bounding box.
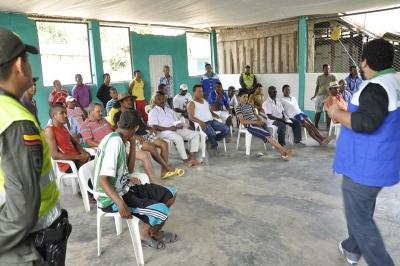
[161,171,176,179]
[281,155,289,161]
[190,160,204,166]
[153,231,179,243]
[321,136,333,146]
[141,237,165,250]
[175,168,185,177]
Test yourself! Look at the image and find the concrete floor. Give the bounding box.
[62,127,400,266]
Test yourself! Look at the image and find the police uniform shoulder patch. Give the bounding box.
[23,134,42,146]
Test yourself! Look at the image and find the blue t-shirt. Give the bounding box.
[208,91,230,107]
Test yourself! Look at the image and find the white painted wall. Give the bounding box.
[220,72,400,113]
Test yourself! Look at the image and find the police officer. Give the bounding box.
[0,27,62,265]
[239,65,257,96]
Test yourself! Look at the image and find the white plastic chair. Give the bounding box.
[236,123,267,155]
[51,159,79,195]
[78,161,147,266]
[145,105,152,114]
[194,121,227,158]
[286,126,308,144]
[329,122,341,137]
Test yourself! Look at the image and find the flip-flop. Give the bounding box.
[161,171,175,179]
[281,155,289,161]
[175,168,185,177]
[153,231,179,243]
[321,136,333,146]
[141,237,165,250]
[285,150,294,156]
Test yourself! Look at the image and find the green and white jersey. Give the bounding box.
[94,132,130,208]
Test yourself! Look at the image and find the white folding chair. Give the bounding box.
[236,123,267,155]
[329,122,341,137]
[51,159,79,195]
[194,122,227,158]
[78,161,146,266]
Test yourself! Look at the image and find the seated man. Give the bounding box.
[106,87,118,115]
[188,84,230,155]
[248,83,265,113]
[94,109,178,250]
[235,89,293,161]
[326,81,348,123]
[208,81,233,129]
[227,86,239,127]
[48,101,82,143]
[173,84,194,128]
[66,96,86,126]
[281,85,331,146]
[149,94,203,167]
[113,92,183,180]
[262,86,304,146]
[338,79,352,106]
[150,84,168,105]
[44,104,94,201]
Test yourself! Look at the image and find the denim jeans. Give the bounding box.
[341,176,394,266]
[203,120,230,148]
[272,118,301,146]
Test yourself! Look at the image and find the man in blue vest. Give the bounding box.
[200,63,219,101]
[328,39,400,266]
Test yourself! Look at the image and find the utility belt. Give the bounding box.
[28,209,72,266]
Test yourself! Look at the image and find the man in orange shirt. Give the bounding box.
[326,81,347,123]
[129,70,147,121]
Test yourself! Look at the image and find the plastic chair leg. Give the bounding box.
[245,131,252,155]
[115,216,122,235]
[127,218,145,266]
[201,134,206,158]
[71,177,79,195]
[97,212,103,256]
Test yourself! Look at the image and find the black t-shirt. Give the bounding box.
[96,83,112,107]
[351,83,389,133]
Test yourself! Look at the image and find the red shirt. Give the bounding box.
[48,89,69,106]
[47,125,78,172]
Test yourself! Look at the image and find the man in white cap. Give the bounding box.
[173,84,193,120]
[65,95,86,126]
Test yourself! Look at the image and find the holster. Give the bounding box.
[33,209,72,266]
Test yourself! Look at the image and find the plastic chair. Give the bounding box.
[78,161,147,266]
[194,121,227,158]
[145,105,152,114]
[236,123,267,155]
[51,159,79,195]
[329,122,341,137]
[287,126,308,144]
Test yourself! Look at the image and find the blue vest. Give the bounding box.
[333,70,400,187]
[201,73,219,95]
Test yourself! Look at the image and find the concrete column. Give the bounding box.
[298,16,308,110]
[88,21,104,87]
[210,30,218,73]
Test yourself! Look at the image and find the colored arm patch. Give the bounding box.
[23,134,42,146]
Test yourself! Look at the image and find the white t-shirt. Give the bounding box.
[94,132,130,208]
[281,96,302,118]
[173,93,193,117]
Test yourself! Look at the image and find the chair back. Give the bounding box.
[145,105,152,114]
[78,160,97,196]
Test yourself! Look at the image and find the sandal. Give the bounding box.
[281,155,289,161]
[161,171,176,179]
[153,231,179,243]
[141,237,165,250]
[175,168,185,177]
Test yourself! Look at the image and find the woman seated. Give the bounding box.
[235,89,293,161]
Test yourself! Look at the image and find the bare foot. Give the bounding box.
[183,161,194,167]
[189,159,204,166]
[285,149,294,157]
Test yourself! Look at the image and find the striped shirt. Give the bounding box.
[81,118,113,143]
[235,103,257,121]
[66,107,84,126]
[106,99,117,110]
[159,75,173,98]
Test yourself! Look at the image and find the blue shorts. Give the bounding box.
[294,113,308,123]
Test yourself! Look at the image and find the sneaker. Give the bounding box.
[209,148,219,155]
[338,241,360,265]
[225,136,231,143]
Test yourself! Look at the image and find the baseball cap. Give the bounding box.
[66,96,76,103]
[0,27,39,65]
[245,65,251,68]
[180,84,188,91]
[33,77,39,82]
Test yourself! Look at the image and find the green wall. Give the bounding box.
[0,13,197,126]
[130,32,200,101]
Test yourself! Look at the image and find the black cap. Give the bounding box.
[0,27,39,66]
[245,65,251,68]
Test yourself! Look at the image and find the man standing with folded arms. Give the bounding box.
[329,39,400,266]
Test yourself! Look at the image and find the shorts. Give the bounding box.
[315,95,328,112]
[294,113,309,123]
[101,184,177,226]
[141,133,158,143]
